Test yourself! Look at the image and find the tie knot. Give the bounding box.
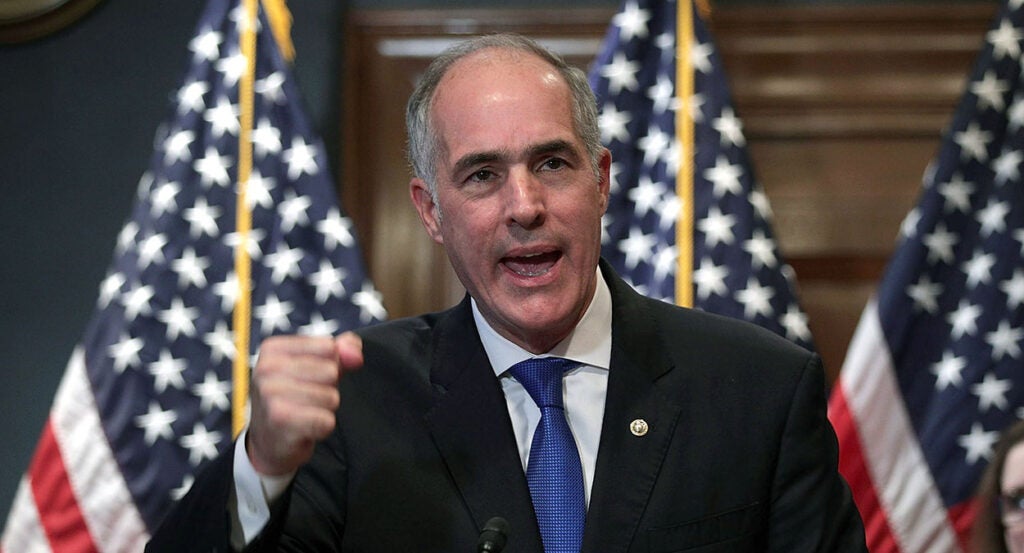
[509,357,578,409]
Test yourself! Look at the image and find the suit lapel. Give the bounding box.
[582,266,685,553]
[423,267,686,553]
[423,298,543,552]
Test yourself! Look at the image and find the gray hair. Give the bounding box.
[405,33,604,198]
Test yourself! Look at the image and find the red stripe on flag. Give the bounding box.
[949,499,978,553]
[28,419,98,553]
[829,385,901,553]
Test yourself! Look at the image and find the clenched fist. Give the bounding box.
[246,332,363,476]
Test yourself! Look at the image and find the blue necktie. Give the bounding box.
[509,357,585,553]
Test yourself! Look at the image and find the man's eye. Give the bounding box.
[470,169,495,182]
[541,158,567,171]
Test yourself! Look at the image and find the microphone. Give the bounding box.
[476,516,510,552]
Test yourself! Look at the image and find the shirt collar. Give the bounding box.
[472,267,612,377]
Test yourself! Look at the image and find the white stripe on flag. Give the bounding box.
[1,477,51,553]
[841,298,961,552]
[52,348,149,553]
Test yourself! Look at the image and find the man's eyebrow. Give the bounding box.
[452,151,506,177]
[528,139,578,159]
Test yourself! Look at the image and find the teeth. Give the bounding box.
[505,250,558,277]
[511,265,551,277]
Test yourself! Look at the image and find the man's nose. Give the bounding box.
[506,168,545,228]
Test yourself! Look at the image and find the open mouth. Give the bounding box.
[503,251,561,277]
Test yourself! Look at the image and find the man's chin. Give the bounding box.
[501,306,581,349]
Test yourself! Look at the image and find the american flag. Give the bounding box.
[828,1,1024,551]
[0,0,384,551]
[589,0,813,351]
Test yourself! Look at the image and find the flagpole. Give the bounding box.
[232,0,258,438]
[675,0,695,308]
[262,0,295,63]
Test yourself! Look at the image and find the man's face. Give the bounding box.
[410,48,611,354]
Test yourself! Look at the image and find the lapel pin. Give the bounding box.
[629,418,649,437]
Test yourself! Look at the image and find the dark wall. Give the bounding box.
[0,0,625,529]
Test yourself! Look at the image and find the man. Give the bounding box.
[147,34,866,552]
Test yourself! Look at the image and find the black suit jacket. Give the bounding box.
[147,262,866,552]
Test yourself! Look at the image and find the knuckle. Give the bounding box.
[314,413,336,438]
[325,388,341,411]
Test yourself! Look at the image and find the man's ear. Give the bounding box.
[410,177,444,244]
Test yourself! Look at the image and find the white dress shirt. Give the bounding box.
[472,269,611,507]
[231,269,612,546]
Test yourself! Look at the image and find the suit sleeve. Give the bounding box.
[144,444,235,553]
[144,439,332,553]
[768,355,867,552]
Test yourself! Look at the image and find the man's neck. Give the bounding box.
[473,266,612,374]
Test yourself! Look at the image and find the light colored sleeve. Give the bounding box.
[230,429,296,549]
